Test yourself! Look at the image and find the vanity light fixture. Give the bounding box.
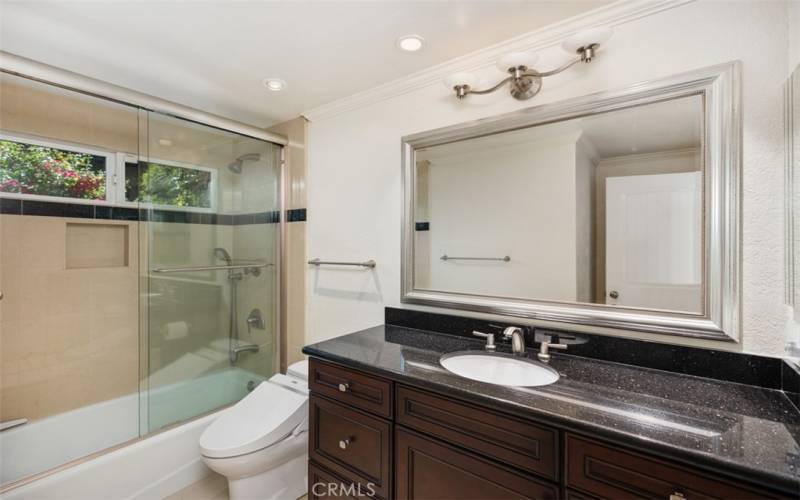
[444,27,612,101]
[263,78,287,91]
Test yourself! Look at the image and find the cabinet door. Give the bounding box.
[310,395,391,498]
[395,427,558,500]
[565,434,787,500]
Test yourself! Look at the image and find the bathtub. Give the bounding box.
[1,367,265,499]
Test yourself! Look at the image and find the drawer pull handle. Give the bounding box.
[669,493,686,500]
[338,382,350,393]
[339,437,352,450]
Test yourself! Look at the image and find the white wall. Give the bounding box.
[575,137,596,303]
[306,0,791,356]
[418,133,583,301]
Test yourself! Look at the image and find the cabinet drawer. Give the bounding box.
[396,384,558,480]
[308,461,382,499]
[565,434,785,499]
[310,395,391,499]
[310,358,393,418]
[395,427,559,500]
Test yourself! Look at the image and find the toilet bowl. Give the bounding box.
[199,360,309,500]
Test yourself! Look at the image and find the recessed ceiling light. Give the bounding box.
[397,35,425,52]
[263,78,287,91]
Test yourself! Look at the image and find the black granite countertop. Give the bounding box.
[303,325,800,495]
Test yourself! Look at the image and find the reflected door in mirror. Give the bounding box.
[605,172,702,313]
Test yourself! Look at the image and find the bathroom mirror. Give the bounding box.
[402,62,741,341]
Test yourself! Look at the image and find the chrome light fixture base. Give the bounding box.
[510,72,542,101]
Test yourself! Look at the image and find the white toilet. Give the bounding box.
[199,360,309,500]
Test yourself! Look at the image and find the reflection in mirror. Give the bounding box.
[414,94,704,314]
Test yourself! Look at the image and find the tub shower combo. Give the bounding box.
[0,53,286,492]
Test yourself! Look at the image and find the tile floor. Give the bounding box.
[164,472,308,500]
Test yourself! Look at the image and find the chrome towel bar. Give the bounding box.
[0,418,28,432]
[308,258,376,269]
[440,255,510,262]
[152,262,270,273]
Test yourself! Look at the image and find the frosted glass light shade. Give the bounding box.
[443,72,478,90]
[562,27,613,53]
[496,52,539,72]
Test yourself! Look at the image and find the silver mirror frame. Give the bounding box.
[401,62,741,342]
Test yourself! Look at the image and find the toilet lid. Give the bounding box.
[199,380,307,459]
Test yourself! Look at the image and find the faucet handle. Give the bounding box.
[472,331,496,351]
[537,339,567,363]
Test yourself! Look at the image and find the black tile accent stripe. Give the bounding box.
[385,307,784,390]
[0,198,22,215]
[415,221,430,231]
[0,198,286,225]
[287,208,306,222]
[22,199,94,219]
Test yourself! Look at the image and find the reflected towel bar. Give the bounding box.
[308,258,376,269]
[151,262,270,273]
[440,255,511,262]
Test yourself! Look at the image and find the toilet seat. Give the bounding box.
[199,378,307,459]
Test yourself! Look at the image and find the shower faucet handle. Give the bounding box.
[246,308,265,334]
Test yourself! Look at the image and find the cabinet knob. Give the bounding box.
[338,382,350,393]
[339,438,351,450]
[669,493,686,500]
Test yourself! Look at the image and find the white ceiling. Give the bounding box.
[0,1,609,128]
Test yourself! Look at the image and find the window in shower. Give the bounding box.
[125,160,217,210]
[0,134,113,202]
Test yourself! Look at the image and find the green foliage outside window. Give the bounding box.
[0,139,106,200]
[0,139,213,208]
[136,163,212,208]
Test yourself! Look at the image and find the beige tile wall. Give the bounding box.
[267,117,307,371]
[0,215,139,421]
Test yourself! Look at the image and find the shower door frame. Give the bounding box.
[0,51,288,493]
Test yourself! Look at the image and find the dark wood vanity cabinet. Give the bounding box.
[308,358,789,500]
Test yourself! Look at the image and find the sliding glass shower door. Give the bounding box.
[140,112,281,432]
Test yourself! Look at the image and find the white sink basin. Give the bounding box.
[440,351,560,387]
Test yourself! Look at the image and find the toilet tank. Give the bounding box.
[286,359,308,381]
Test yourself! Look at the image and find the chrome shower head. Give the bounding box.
[227,153,261,174]
[213,247,233,265]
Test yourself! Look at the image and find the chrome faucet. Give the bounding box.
[537,336,568,363]
[503,327,527,356]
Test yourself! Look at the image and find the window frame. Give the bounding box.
[0,132,118,206]
[0,132,218,213]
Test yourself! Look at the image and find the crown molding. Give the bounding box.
[303,0,694,123]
